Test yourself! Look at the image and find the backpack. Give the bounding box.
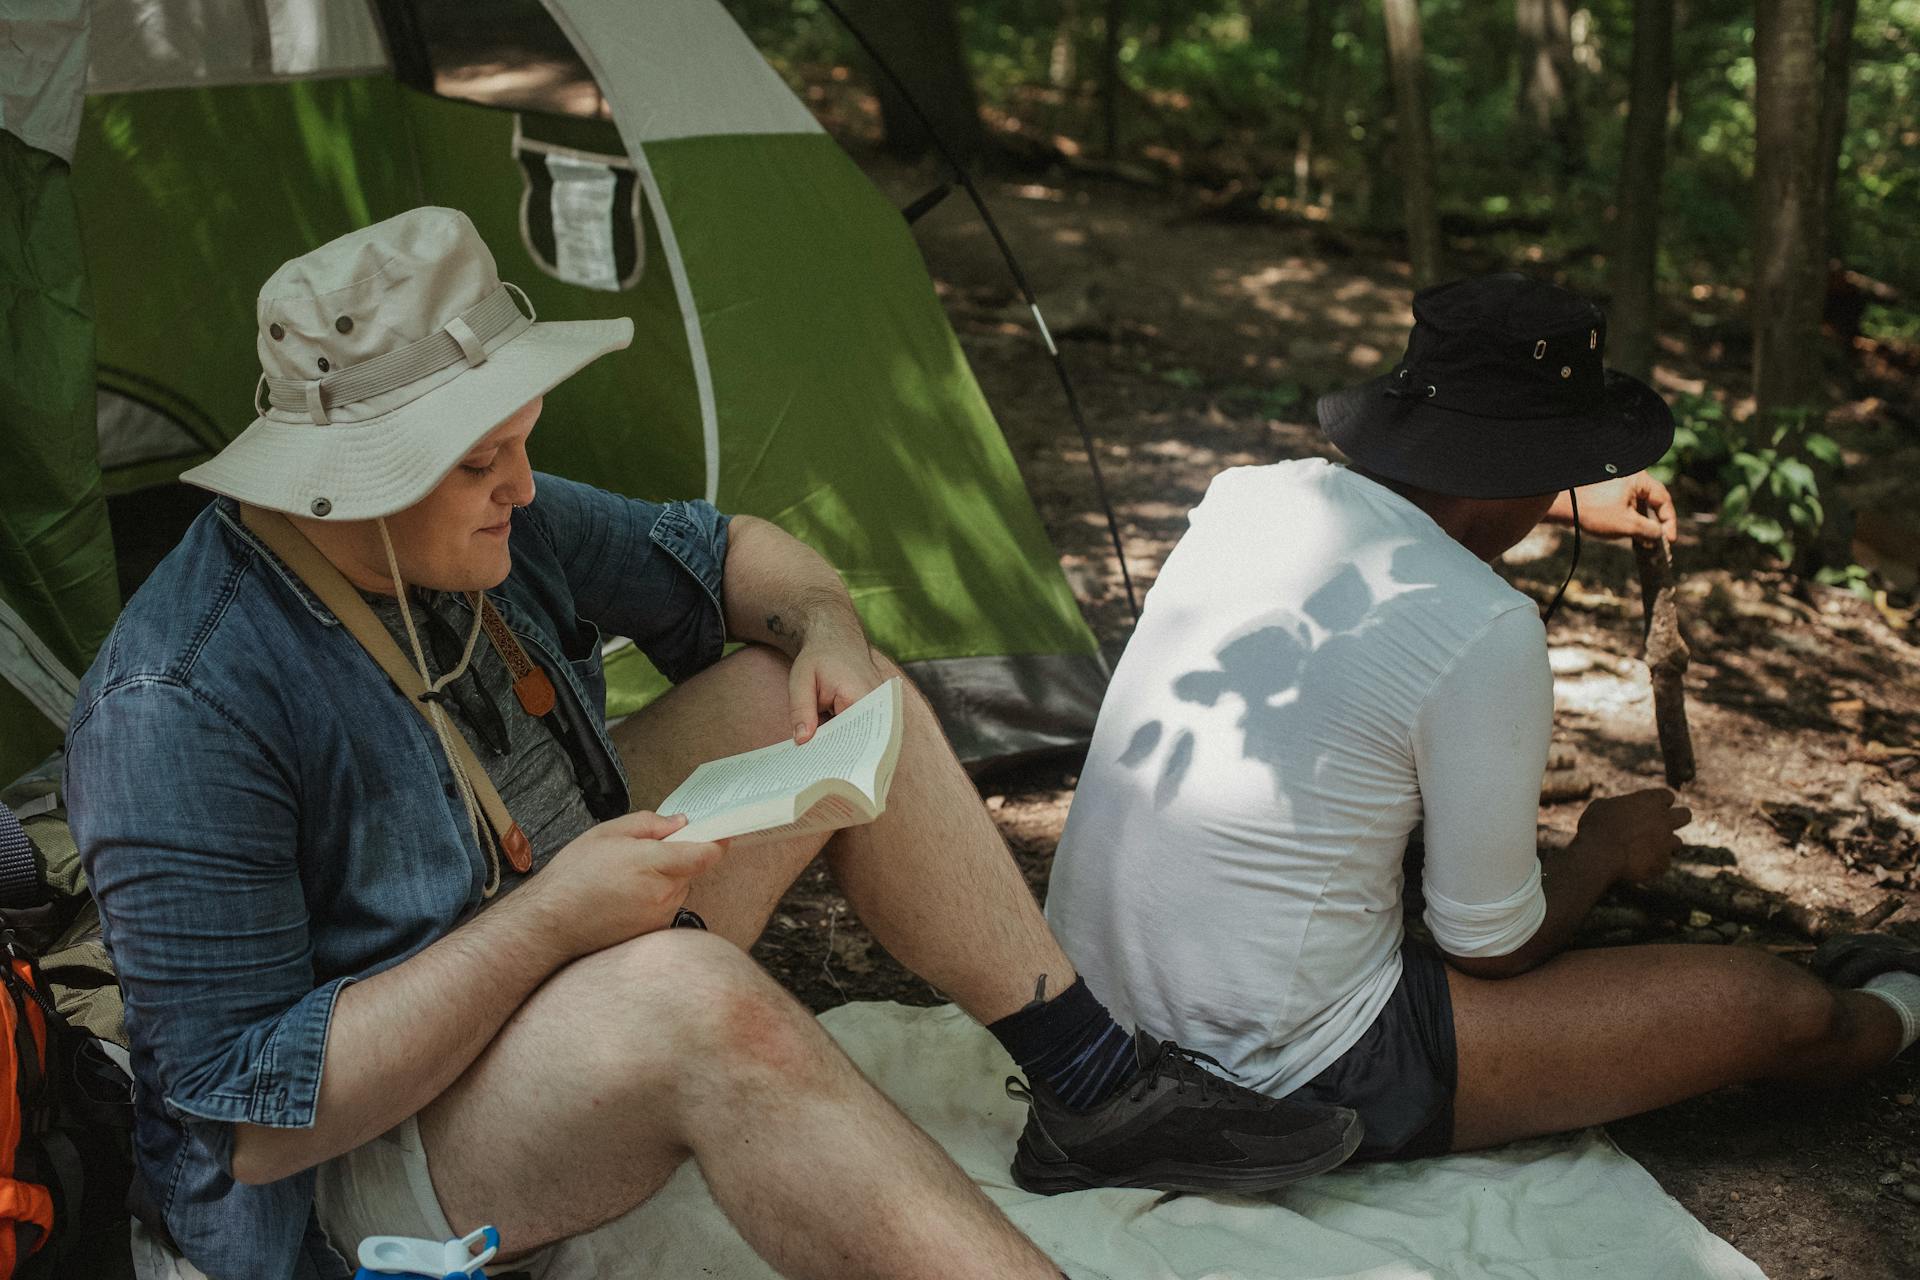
[0,777,135,1280]
[0,946,56,1272]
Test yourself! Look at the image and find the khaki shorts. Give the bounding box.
[315,1116,611,1278]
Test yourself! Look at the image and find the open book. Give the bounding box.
[660,677,904,847]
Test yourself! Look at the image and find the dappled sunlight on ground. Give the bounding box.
[435,61,611,118]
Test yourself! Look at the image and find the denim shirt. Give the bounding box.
[66,475,730,1280]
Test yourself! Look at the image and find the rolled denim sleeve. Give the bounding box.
[69,678,352,1137]
[521,472,731,683]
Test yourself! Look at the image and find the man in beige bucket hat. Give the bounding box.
[68,207,1359,1280]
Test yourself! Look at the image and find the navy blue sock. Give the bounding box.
[987,976,1139,1111]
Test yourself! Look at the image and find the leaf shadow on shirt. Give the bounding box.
[1119,541,1452,813]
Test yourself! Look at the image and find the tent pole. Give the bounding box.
[818,0,1140,627]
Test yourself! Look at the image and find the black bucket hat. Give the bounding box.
[1315,273,1674,499]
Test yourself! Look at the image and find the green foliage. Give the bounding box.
[1815,561,1878,598]
[1239,381,1306,416]
[1861,303,1920,342]
[1156,364,1206,390]
[1654,394,1844,566]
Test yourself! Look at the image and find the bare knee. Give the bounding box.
[1724,951,1846,1056]
[720,643,795,714]
[568,931,826,1098]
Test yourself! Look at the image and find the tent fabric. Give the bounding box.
[513,117,645,293]
[543,0,822,144]
[0,128,119,697]
[86,0,388,95]
[96,387,211,490]
[0,0,91,161]
[0,595,77,788]
[55,0,1107,764]
[903,652,1115,763]
[0,596,79,730]
[643,132,1093,662]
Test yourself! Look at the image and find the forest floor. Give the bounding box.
[747,135,1920,1280]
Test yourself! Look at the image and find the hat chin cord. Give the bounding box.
[1540,487,1580,626]
[376,517,502,895]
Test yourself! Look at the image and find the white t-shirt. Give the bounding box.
[1046,459,1552,1097]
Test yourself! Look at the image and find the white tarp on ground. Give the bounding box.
[602,1001,1766,1280]
[132,1000,1766,1279]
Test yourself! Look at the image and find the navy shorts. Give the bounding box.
[1287,939,1458,1160]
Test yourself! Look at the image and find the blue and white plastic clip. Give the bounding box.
[352,1225,500,1280]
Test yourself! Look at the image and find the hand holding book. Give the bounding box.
[660,677,905,847]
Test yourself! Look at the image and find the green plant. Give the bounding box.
[1217,380,1305,416]
[1860,303,1920,343]
[1157,365,1205,390]
[1815,562,1878,599]
[1654,393,1843,565]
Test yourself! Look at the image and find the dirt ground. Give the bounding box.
[749,144,1920,1279]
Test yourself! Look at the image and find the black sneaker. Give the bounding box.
[1004,1031,1363,1195]
[1812,932,1920,988]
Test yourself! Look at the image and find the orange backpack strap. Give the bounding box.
[0,955,56,1269]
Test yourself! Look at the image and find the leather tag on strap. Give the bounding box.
[502,822,533,874]
[513,669,556,718]
[477,596,557,718]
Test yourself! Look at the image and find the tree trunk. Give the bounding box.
[1292,0,1335,205]
[1250,0,1289,48]
[1100,0,1125,158]
[1514,0,1585,180]
[1816,0,1860,259]
[1382,0,1444,286]
[1607,0,1676,383]
[1049,0,1078,90]
[843,0,985,163]
[1752,0,1826,431]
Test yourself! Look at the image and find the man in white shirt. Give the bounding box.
[1038,274,1920,1170]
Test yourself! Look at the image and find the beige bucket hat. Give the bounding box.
[180,206,633,521]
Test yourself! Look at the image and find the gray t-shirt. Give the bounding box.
[363,589,599,898]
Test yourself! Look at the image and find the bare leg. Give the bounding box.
[613,646,837,946]
[614,645,1074,1022]
[419,929,1059,1279]
[1446,943,1904,1151]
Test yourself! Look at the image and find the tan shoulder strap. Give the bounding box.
[239,504,533,881]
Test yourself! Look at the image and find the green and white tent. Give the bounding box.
[10,0,1108,776]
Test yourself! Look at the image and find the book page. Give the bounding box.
[712,792,868,849]
[659,678,901,835]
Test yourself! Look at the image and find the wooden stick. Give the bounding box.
[1614,869,1897,942]
[1635,530,1697,786]
[1858,894,1906,931]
